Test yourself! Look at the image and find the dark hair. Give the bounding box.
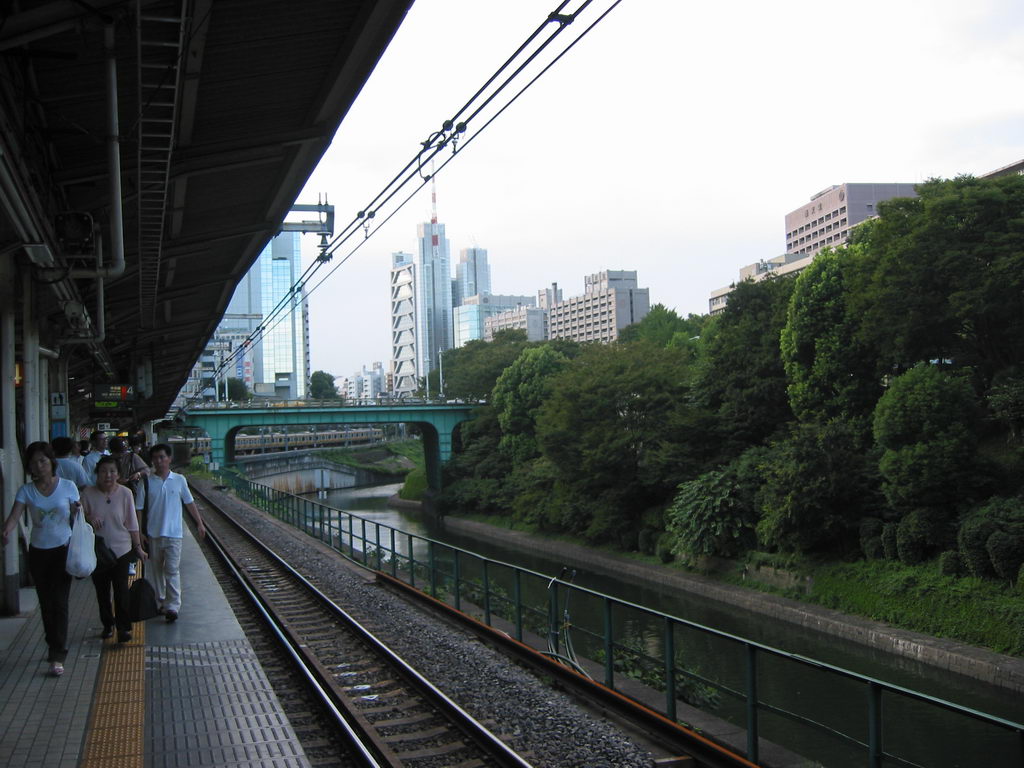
[95,455,119,473]
[150,443,173,459]
[51,436,74,456]
[25,441,58,477]
[109,437,127,453]
[78,439,90,454]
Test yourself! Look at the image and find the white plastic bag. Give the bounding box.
[65,518,97,578]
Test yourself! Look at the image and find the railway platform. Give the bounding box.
[0,525,310,768]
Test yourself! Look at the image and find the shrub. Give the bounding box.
[859,518,884,559]
[655,532,675,563]
[985,531,1024,583]
[896,510,931,565]
[399,467,428,501]
[881,522,898,560]
[1018,562,1024,595]
[637,527,658,556]
[666,469,757,559]
[873,364,980,514]
[862,537,885,560]
[958,515,998,577]
[939,550,963,576]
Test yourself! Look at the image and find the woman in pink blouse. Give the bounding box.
[81,456,147,642]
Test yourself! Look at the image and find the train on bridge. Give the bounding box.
[168,427,385,460]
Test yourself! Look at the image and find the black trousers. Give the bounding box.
[91,550,133,634]
[28,544,72,663]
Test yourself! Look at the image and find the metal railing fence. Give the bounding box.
[221,474,1024,768]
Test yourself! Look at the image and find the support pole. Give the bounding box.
[1,258,21,614]
[22,271,40,445]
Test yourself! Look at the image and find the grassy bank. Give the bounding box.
[315,439,423,477]
[451,511,1024,657]
[725,556,1024,656]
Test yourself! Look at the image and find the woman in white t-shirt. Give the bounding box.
[1,441,84,677]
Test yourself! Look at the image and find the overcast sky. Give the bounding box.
[295,0,1024,380]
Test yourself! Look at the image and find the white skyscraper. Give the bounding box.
[390,251,417,396]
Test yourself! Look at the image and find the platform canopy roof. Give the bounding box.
[0,0,412,425]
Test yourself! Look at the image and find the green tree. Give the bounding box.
[430,330,529,400]
[309,370,340,399]
[440,405,512,516]
[780,248,882,425]
[666,447,766,560]
[873,364,980,520]
[537,343,711,545]
[849,175,1024,385]
[226,377,249,401]
[491,345,570,462]
[618,304,705,349]
[696,276,795,453]
[756,419,880,554]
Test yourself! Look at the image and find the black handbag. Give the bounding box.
[128,578,160,622]
[94,537,118,573]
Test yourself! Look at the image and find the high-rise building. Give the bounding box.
[785,182,916,258]
[222,231,309,399]
[456,247,491,305]
[344,362,385,401]
[537,282,562,309]
[709,182,917,314]
[173,203,331,406]
[414,219,453,375]
[453,293,535,347]
[547,270,650,343]
[390,251,417,396]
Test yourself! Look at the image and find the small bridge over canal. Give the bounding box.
[178,401,477,491]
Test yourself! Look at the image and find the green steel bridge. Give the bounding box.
[178,400,477,491]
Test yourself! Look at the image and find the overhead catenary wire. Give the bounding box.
[185,0,623,407]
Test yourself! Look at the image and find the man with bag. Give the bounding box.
[138,443,205,622]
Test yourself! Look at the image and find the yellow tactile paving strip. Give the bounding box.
[79,578,146,768]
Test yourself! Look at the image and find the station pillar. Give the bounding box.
[1,258,21,614]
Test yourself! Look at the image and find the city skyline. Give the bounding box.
[297,0,1024,378]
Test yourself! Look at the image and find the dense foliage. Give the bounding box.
[438,175,1024,596]
[309,370,340,399]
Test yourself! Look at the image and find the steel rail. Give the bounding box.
[194,486,535,768]
[199,512,389,767]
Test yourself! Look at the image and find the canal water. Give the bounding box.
[308,483,1022,768]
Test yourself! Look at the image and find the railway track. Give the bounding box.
[193,487,534,768]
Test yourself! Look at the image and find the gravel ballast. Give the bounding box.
[194,479,656,768]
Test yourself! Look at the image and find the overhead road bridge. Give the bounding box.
[179,401,476,492]
[0,0,414,615]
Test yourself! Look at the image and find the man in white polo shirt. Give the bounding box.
[140,443,206,622]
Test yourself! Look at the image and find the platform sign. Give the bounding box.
[94,384,135,402]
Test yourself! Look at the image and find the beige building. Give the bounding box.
[548,270,650,343]
[484,305,548,341]
[785,182,916,259]
[710,182,916,314]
